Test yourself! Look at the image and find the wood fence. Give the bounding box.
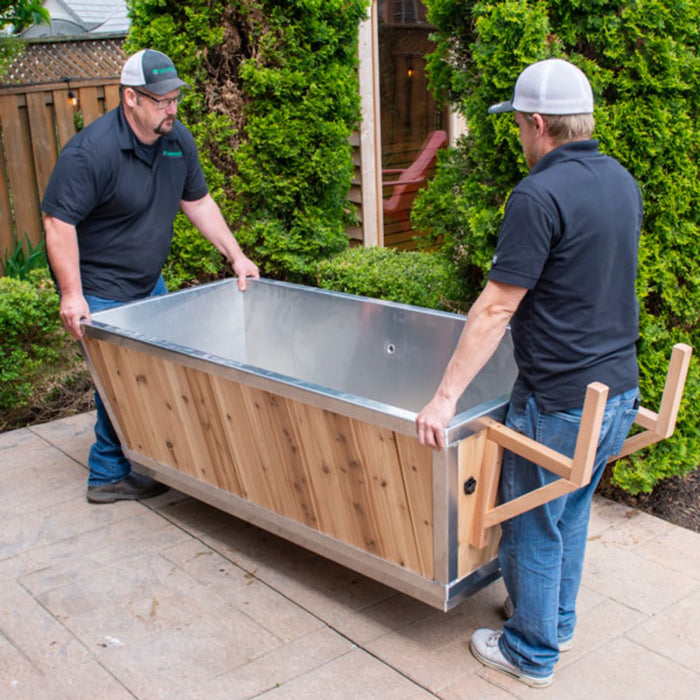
[0,78,120,265]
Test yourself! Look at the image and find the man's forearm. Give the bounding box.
[180,194,243,261]
[44,214,90,339]
[435,300,514,408]
[416,280,527,449]
[180,194,259,290]
[44,215,82,296]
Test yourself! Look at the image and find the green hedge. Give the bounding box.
[415,0,700,492]
[127,0,368,285]
[314,246,466,311]
[0,270,63,411]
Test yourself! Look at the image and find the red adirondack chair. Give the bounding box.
[382,129,448,224]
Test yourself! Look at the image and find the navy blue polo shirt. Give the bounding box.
[42,106,208,301]
[488,140,642,412]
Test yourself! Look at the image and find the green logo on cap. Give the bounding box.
[152,67,176,75]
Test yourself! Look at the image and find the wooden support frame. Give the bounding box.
[470,343,692,549]
[608,343,692,460]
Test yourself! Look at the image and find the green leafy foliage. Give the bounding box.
[161,212,223,290]
[314,246,465,312]
[0,35,23,78]
[0,0,49,32]
[0,270,63,411]
[126,0,368,284]
[418,0,700,492]
[230,1,368,280]
[1,233,47,280]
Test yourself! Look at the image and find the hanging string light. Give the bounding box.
[63,77,78,107]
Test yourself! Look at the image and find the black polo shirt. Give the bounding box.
[488,140,642,412]
[42,106,208,301]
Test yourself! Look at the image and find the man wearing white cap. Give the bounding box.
[42,49,259,504]
[416,59,642,686]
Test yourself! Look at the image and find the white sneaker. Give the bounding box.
[559,636,574,652]
[502,598,574,652]
[470,629,554,688]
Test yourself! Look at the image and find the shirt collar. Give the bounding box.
[530,139,600,175]
[115,105,139,151]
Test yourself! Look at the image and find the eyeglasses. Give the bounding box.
[132,88,182,109]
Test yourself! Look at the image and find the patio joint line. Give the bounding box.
[148,502,442,698]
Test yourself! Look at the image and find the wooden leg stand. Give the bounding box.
[469,343,692,549]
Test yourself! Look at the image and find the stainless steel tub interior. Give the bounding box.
[89,278,517,433]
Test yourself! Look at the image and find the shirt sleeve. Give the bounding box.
[41,145,101,226]
[487,188,557,290]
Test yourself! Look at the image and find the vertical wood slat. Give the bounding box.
[143,358,201,477]
[0,120,13,255]
[257,393,324,529]
[26,92,59,199]
[104,84,121,112]
[458,433,501,578]
[290,403,375,546]
[395,433,434,578]
[348,420,423,571]
[78,86,101,127]
[85,338,160,457]
[211,379,285,509]
[471,438,502,551]
[53,89,78,149]
[0,95,41,243]
[84,337,435,577]
[458,432,484,575]
[180,366,245,495]
[319,410,394,556]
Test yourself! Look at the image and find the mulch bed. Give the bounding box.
[597,466,700,534]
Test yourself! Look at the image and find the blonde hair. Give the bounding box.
[522,112,595,145]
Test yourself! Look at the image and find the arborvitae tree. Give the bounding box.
[126,0,368,283]
[413,0,700,492]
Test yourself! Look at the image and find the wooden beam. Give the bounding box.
[609,343,692,462]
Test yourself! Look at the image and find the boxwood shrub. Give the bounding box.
[314,246,466,312]
[0,270,63,412]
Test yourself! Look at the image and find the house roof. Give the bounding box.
[21,0,130,38]
[1,35,126,85]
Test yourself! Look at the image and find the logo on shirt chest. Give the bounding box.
[162,149,183,158]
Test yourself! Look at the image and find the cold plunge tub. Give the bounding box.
[80,277,553,609]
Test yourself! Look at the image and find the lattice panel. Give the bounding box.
[2,38,126,85]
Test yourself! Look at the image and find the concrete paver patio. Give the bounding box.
[1,412,698,699]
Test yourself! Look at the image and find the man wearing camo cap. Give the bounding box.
[43,49,259,504]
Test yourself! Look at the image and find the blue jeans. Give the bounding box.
[84,277,168,486]
[497,387,639,678]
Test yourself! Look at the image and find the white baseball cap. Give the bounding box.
[488,58,593,115]
[121,49,188,95]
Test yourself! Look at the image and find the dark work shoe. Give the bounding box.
[87,473,169,504]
